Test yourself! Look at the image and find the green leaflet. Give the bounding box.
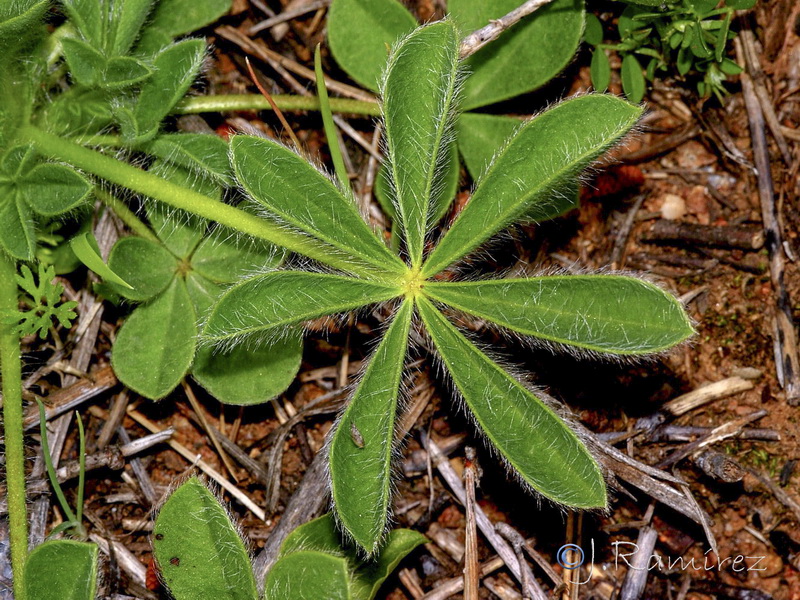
[0,0,47,51]
[0,155,89,260]
[70,231,133,289]
[455,112,520,181]
[107,0,155,56]
[374,139,459,228]
[193,332,303,405]
[191,234,280,283]
[265,552,352,600]
[327,0,417,92]
[203,271,401,344]
[18,163,91,216]
[270,514,427,600]
[154,477,258,600]
[329,300,412,553]
[422,95,642,278]
[590,49,611,92]
[621,54,646,104]
[24,540,98,600]
[144,133,233,185]
[111,277,197,399]
[230,136,406,275]
[123,39,206,143]
[417,297,607,508]
[584,12,604,45]
[0,191,35,260]
[138,0,231,54]
[107,236,177,301]
[102,55,153,88]
[62,37,106,87]
[449,0,584,110]
[383,22,460,268]
[60,0,102,46]
[425,275,694,355]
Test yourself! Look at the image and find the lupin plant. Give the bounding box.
[201,21,694,553]
[1,0,696,596]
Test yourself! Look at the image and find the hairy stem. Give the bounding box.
[0,252,28,600]
[20,126,393,279]
[173,94,381,117]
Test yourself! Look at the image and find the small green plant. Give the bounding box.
[23,403,99,599]
[153,477,425,600]
[2,263,78,339]
[327,0,586,188]
[201,22,694,553]
[105,160,302,403]
[585,0,756,103]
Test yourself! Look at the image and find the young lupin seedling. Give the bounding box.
[202,21,694,554]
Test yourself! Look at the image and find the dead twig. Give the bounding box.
[642,221,764,250]
[463,447,480,600]
[459,0,558,59]
[735,37,800,404]
[423,433,545,599]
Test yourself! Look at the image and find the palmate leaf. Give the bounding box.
[383,22,460,268]
[231,136,406,276]
[154,477,258,600]
[425,275,694,355]
[422,95,642,278]
[203,272,401,345]
[417,297,606,508]
[329,300,413,553]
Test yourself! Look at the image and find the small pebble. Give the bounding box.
[660,194,686,219]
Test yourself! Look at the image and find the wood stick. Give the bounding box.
[181,381,239,482]
[642,220,764,250]
[463,447,480,600]
[23,365,117,430]
[423,434,543,599]
[459,0,558,59]
[736,37,800,404]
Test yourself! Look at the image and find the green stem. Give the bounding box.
[95,188,159,243]
[173,94,381,117]
[0,252,28,600]
[21,125,397,279]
